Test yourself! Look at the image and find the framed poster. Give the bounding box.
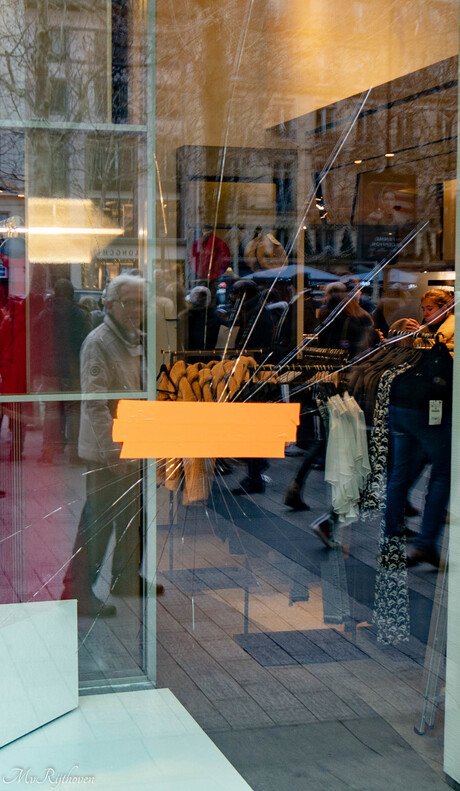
[352,171,416,263]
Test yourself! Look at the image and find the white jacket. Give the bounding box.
[78,315,144,464]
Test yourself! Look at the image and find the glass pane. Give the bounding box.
[0,0,155,693]
[155,0,460,787]
[2,0,460,785]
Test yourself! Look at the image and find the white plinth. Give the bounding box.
[0,600,78,748]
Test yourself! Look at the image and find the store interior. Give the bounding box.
[1,1,460,788]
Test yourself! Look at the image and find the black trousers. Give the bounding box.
[62,462,142,601]
[293,438,325,487]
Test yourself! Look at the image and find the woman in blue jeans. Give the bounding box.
[385,289,454,567]
[385,405,452,567]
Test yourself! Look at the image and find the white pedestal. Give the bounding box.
[0,600,78,748]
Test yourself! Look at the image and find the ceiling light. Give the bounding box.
[354,159,362,164]
[385,152,395,158]
[26,198,124,264]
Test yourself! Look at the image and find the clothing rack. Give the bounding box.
[273,349,349,390]
[413,514,450,736]
[299,346,349,363]
[161,349,264,361]
[414,550,448,735]
[162,346,348,370]
[388,329,439,342]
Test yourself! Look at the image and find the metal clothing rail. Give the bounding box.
[160,349,264,360]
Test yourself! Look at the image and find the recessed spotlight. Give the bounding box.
[354,159,362,164]
[385,153,395,158]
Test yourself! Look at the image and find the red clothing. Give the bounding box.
[0,298,27,395]
[190,234,230,281]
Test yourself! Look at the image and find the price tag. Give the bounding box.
[429,400,442,426]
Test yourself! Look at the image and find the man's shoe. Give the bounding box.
[232,478,265,495]
[407,548,441,568]
[77,594,117,617]
[284,485,310,511]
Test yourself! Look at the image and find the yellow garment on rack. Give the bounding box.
[156,356,277,503]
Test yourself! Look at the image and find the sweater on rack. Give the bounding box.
[157,356,276,504]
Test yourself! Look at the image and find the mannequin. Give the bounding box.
[190,228,231,282]
[244,228,288,271]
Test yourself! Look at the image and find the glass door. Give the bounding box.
[0,0,157,693]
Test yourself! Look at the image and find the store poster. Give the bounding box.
[352,171,416,263]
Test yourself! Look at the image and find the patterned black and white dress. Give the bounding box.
[361,364,411,515]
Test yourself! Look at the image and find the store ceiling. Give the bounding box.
[156,0,459,149]
[264,0,459,125]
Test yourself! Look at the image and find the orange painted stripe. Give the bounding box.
[113,401,300,458]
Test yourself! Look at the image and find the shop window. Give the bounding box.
[48,27,67,62]
[0,132,25,191]
[86,136,135,193]
[49,78,68,118]
[112,0,129,122]
[50,136,68,197]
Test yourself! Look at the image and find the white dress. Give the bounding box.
[325,393,370,524]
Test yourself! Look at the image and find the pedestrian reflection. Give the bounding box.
[61,275,145,618]
[34,278,91,465]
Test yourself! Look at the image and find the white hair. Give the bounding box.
[105,274,145,303]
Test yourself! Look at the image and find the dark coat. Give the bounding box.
[34,297,91,387]
[316,308,377,359]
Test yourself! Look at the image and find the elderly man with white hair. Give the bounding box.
[62,274,146,617]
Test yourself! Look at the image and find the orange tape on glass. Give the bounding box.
[113,400,300,459]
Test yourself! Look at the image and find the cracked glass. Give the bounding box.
[1,0,460,786]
